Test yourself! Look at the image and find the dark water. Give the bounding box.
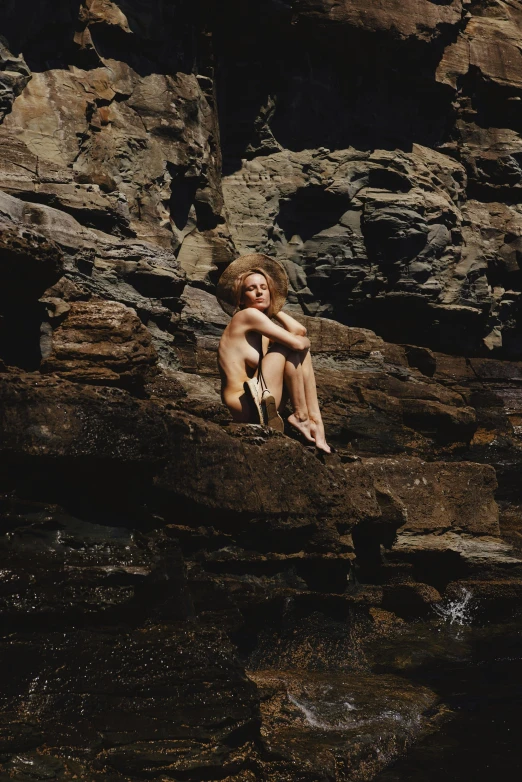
[373,622,522,781]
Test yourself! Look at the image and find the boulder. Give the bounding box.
[362,457,499,537]
[40,298,159,389]
[0,372,168,463]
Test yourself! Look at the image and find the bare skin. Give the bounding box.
[218,273,332,453]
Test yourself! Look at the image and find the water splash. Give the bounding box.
[433,588,475,627]
[287,691,357,731]
[286,689,420,735]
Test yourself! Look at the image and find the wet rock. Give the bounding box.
[385,531,522,599]
[0,497,190,623]
[444,577,522,619]
[0,497,260,780]
[249,669,441,782]
[3,0,522,778]
[382,582,443,619]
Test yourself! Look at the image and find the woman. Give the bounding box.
[217,253,332,454]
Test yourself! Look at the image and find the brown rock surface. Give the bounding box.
[249,669,440,782]
[40,298,159,389]
[0,494,260,781]
[362,457,499,537]
[2,1,522,780]
[293,0,464,41]
[0,49,221,249]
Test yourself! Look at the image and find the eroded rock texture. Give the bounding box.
[2,1,522,781]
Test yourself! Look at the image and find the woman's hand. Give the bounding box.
[294,335,311,351]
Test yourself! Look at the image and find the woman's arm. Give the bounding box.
[240,309,310,351]
[274,310,307,336]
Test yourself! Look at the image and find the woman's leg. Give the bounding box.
[261,344,331,452]
[282,349,316,442]
[261,345,315,443]
[256,345,286,406]
[300,351,331,453]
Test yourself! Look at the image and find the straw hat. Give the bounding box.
[216,253,289,316]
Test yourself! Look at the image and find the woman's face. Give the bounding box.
[241,273,270,312]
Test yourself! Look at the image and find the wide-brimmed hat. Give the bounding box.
[216,253,288,316]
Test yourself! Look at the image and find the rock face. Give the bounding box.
[2,1,522,781]
[40,299,159,389]
[215,1,522,358]
[0,38,30,122]
[293,0,465,41]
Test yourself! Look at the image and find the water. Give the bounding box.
[251,590,522,780]
[287,690,358,731]
[370,605,522,781]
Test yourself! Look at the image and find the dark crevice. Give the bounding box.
[466,182,522,205]
[275,186,352,243]
[10,191,136,237]
[215,3,460,174]
[0,306,43,371]
[458,66,522,137]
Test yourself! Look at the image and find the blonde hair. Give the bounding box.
[233,268,277,318]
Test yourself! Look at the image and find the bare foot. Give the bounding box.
[287,413,316,444]
[310,420,332,454]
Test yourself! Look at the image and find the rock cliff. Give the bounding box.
[2,1,522,780]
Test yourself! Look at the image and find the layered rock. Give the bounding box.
[292,0,465,41]
[0,494,260,781]
[2,1,522,780]
[40,298,159,389]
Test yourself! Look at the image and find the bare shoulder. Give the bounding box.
[236,308,268,325]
